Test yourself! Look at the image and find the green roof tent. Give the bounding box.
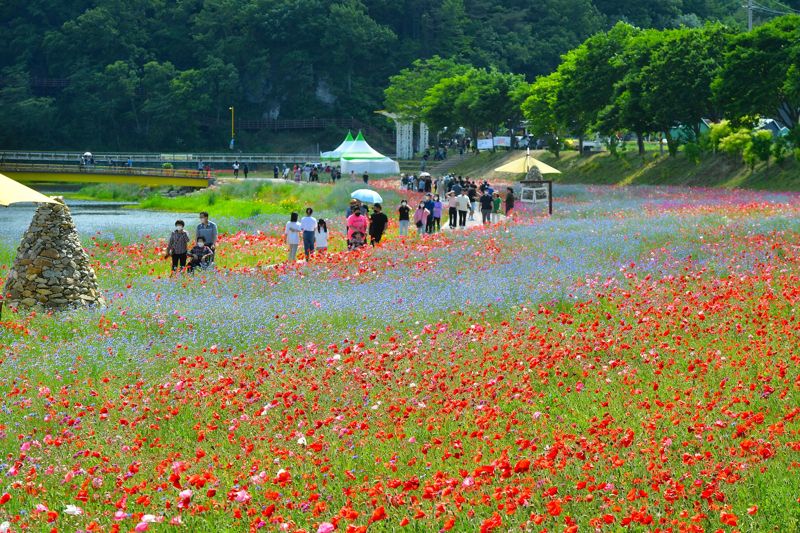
[339,131,400,175]
[340,131,386,160]
[321,131,354,161]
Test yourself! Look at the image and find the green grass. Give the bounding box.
[70,180,402,219]
[68,183,164,201]
[447,148,800,191]
[537,150,800,190]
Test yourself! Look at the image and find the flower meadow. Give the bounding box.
[1,184,800,533]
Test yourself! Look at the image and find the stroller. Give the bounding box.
[348,231,366,251]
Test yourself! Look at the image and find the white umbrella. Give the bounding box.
[419,172,431,177]
[83,152,92,157]
[350,189,383,204]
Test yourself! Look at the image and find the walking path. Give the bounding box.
[441,212,507,232]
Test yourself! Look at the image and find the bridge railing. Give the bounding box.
[0,151,326,165]
[0,162,213,181]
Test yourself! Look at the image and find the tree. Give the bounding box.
[554,22,638,153]
[596,29,661,156]
[384,56,470,120]
[421,67,525,142]
[520,72,565,157]
[713,15,800,131]
[641,25,728,156]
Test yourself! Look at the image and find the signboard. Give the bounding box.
[477,139,494,150]
[493,136,511,147]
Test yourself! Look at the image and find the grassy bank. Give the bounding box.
[69,180,402,219]
[447,149,800,190]
[538,150,800,190]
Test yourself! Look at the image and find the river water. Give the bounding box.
[0,196,194,248]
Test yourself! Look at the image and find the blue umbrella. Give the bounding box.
[350,189,383,204]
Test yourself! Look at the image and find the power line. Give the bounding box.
[745,0,800,29]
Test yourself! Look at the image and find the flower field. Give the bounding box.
[1,185,800,532]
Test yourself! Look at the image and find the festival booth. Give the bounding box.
[339,132,400,175]
[494,150,561,215]
[321,131,355,161]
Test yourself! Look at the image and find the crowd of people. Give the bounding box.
[165,175,516,271]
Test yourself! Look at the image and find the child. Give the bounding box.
[187,237,213,272]
[167,220,190,272]
[348,231,366,250]
[315,219,329,253]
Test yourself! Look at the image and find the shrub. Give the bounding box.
[750,130,773,167]
[708,121,731,153]
[161,162,174,170]
[772,136,790,165]
[718,128,751,158]
[684,142,703,164]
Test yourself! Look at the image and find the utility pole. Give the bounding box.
[747,0,753,30]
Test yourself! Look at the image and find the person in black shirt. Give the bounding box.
[505,187,515,216]
[368,203,389,245]
[398,200,410,236]
[479,190,494,225]
[467,186,477,221]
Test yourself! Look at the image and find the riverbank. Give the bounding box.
[65,179,403,219]
[447,149,800,191]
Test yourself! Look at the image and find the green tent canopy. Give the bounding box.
[339,131,387,161]
[321,131,354,161]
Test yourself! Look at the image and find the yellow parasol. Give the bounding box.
[494,153,561,175]
[0,173,58,206]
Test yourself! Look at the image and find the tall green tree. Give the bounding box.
[713,15,800,131]
[520,72,565,157]
[642,24,729,155]
[554,22,638,152]
[383,56,470,120]
[596,29,661,156]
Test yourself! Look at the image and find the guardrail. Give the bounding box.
[0,151,330,165]
[1,150,400,165]
[0,162,214,181]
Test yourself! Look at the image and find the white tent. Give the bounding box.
[321,131,354,161]
[339,131,400,175]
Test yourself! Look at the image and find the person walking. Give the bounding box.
[273,165,279,179]
[505,187,515,217]
[423,194,435,234]
[368,203,388,246]
[432,195,443,233]
[243,163,249,179]
[233,161,240,178]
[492,192,502,223]
[467,183,478,221]
[398,200,410,236]
[315,219,329,254]
[285,212,301,263]
[300,207,317,260]
[456,191,470,228]
[447,192,458,229]
[413,202,429,237]
[362,171,369,184]
[167,220,190,273]
[479,190,493,225]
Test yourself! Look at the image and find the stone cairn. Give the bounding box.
[3,198,105,311]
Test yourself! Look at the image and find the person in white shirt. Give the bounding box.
[285,212,301,262]
[300,207,317,260]
[456,192,470,228]
[315,219,329,253]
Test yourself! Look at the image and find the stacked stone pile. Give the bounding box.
[3,198,105,310]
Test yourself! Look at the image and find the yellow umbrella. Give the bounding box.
[0,172,58,206]
[494,154,561,175]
